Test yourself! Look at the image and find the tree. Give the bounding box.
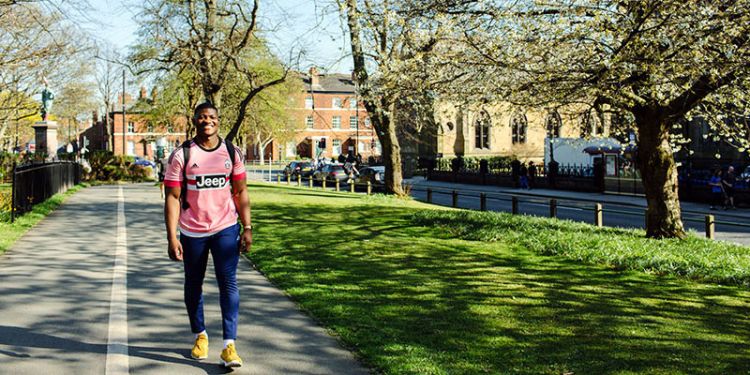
[339,0,449,195]
[131,0,289,143]
[439,0,750,238]
[0,2,88,151]
[94,44,121,151]
[52,61,97,149]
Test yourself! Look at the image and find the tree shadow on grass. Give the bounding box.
[249,201,750,375]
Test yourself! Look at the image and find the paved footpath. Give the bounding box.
[0,183,369,375]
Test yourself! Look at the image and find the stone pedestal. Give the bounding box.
[33,121,59,160]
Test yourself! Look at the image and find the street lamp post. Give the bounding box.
[122,69,126,156]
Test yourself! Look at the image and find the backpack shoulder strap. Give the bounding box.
[180,140,192,210]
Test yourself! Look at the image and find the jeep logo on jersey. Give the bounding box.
[195,174,229,189]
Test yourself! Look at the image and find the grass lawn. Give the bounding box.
[248,183,750,375]
[0,184,85,255]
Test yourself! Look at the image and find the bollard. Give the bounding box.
[335,180,340,192]
[297,174,302,187]
[308,177,313,189]
[549,199,557,218]
[350,182,355,193]
[705,214,715,239]
[322,179,327,190]
[452,190,459,208]
[480,193,487,211]
[511,196,519,214]
[594,203,603,227]
[427,188,433,203]
[277,174,281,183]
[287,175,291,185]
[367,181,372,195]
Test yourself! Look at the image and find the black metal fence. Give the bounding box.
[12,161,82,222]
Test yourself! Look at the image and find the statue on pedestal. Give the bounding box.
[40,77,55,121]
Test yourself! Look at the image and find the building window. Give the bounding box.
[364,118,371,128]
[127,141,135,156]
[127,122,135,133]
[545,110,562,138]
[332,116,341,129]
[332,97,342,109]
[305,96,314,109]
[349,99,357,109]
[581,110,603,138]
[167,124,174,133]
[147,124,154,133]
[350,116,358,129]
[332,139,342,155]
[305,116,314,129]
[474,111,491,149]
[511,112,527,144]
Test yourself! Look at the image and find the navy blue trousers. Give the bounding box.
[180,223,240,340]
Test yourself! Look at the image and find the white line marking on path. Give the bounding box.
[106,187,129,374]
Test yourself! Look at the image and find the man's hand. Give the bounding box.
[240,228,253,254]
[168,238,184,261]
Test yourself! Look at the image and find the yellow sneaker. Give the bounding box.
[190,333,208,360]
[220,343,243,368]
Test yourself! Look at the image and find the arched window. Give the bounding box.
[545,110,562,138]
[511,112,527,144]
[580,110,603,138]
[474,111,491,149]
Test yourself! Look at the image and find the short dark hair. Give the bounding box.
[193,101,218,117]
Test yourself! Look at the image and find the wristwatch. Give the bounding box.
[243,224,253,231]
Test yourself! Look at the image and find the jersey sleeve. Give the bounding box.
[164,148,184,188]
[231,146,246,181]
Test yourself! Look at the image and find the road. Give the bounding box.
[247,167,750,246]
[0,184,368,375]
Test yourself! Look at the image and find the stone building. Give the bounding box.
[431,102,615,163]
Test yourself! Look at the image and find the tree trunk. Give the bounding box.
[635,112,686,238]
[375,106,405,196]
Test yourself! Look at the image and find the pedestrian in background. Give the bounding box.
[709,168,725,210]
[528,161,537,189]
[722,165,736,209]
[519,162,529,190]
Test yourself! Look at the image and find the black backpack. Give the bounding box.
[178,138,238,210]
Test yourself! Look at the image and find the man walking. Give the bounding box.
[163,102,252,368]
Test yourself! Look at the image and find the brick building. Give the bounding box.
[80,88,188,159]
[257,68,380,161]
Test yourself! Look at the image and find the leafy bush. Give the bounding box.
[85,151,150,182]
[412,209,750,286]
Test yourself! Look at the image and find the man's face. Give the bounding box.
[193,108,219,138]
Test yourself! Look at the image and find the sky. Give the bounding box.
[85,0,353,74]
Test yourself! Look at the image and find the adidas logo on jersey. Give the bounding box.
[195,174,228,190]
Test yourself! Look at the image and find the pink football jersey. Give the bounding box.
[164,140,246,237]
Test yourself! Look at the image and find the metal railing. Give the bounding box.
[410,185,750,240]
[251,172,750,241]
[11,161,82,222]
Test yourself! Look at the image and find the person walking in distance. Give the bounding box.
[163,102,252,368]
[708,168,725,210]
[722,165,737,209]
[528,161,537,190]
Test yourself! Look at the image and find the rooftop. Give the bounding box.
[300,72,355,94]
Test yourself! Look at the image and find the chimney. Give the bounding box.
[309,66,319,87]
[139,86,147,99]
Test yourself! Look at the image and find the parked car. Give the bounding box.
[313,164,349,184]
[133,157,156,168]
[283,161,313,178]
[740,166,750,181]
[355,166,385,185]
